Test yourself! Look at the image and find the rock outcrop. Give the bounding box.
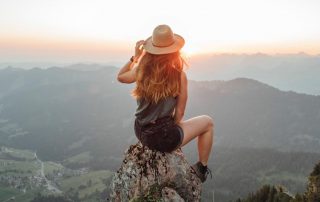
[109,141,202,201]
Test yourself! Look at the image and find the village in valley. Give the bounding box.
[0,146,112,201]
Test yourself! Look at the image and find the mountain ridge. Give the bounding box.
[0,66,319,201]
[0,66,320,159]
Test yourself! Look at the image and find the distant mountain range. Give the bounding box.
[1,65,320,201]
[1,53,320,95]
[188,53,320,95]
[187,78,320,153]
[0,65,319,161]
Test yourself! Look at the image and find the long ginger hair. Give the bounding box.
[131,51,187,104]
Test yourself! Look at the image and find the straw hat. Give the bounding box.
[143,24,185,55]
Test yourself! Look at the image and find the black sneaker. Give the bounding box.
[191,161,213,183]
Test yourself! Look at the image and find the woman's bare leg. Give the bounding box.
[177,115,214,166]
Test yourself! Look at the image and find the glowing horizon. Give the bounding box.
[1,0,319,62]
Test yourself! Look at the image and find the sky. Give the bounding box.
[0,0,320,63]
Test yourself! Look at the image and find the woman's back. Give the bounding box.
[135,96,177,126]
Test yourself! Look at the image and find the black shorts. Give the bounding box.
[134,116,184,153]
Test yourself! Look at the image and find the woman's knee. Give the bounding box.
[201,115,214,129]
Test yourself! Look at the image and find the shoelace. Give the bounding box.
[205,167,213,179]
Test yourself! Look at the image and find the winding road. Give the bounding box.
[34,152,62,193]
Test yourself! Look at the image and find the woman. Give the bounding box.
[117,24,214,183]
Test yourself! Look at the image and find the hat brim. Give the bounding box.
[143,34,185,55]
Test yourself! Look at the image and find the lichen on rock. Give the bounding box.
[109,141,202,201]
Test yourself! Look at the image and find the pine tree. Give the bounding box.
[237,184,292,202]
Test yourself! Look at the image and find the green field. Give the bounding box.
[64,151,92,164]
[44,161,64,176]
[0,159,39,175]
[2,147,35,160]
[0,186,20,202]
[59,170,113,198]
[0,187,49,202]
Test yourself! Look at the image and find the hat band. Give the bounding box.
[152,40,175,48]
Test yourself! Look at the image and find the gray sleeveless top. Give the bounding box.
[135,96,177,126]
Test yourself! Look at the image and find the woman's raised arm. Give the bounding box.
[117,40,145,84]
[117,61,137,83]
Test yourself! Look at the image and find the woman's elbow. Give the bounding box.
[175,110,185,119]
[174,113,184,124]
[178,111,185,117]
[117,75,124,83]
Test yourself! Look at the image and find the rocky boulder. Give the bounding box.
[109,141,202,201]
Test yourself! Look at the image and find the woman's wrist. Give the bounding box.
[130,56,138,63]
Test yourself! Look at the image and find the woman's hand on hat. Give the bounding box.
[134,40,145,60]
